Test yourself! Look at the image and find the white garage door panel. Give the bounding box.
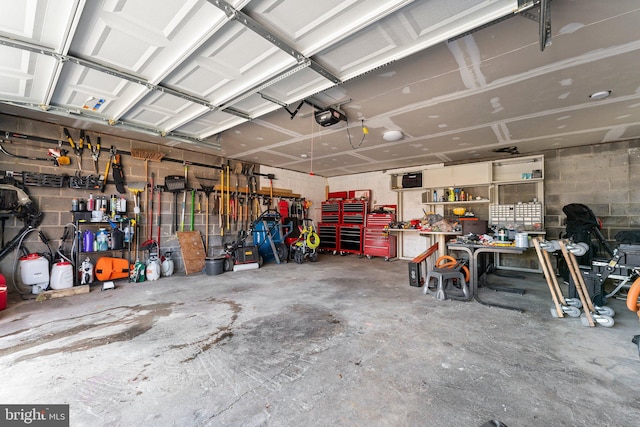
[245,0,412,55]
[0,47,57,102]
[70,0,226,81]
[122,92,204,129]
[168,22,295,105]
[0,0,79,51]
[177,110,247,138]
[52,62,147,118]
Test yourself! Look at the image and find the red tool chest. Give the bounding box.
[363,207,397,261]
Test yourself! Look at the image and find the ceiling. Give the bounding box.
[1,0,639,177]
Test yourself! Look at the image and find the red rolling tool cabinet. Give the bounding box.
[363,206,397,261]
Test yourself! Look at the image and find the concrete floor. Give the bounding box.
[1,253,639,427]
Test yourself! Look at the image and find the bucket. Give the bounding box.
[515,233,529,248]
[205,257,225,276]
[50,261,74,290]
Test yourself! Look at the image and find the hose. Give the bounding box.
[627,276,640,315]
[56,223,77,265]
[435,254,470,283]
[306,230,320,250]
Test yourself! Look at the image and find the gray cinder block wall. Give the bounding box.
[0,115,265,281]
[543,138,640,245]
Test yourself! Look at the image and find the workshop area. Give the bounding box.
[1,254,639,426]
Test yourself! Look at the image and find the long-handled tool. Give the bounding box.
[127,182,147,263]
[164,175,186,234]
[226,161,230,231]
[0,140,68,166]
[219,163,224,237]
[63,128,82,171]
[196,176,217,254]
[190,189,196,231]
[156,185,162,248]
[180,163,189,232]
[148,172,155,240]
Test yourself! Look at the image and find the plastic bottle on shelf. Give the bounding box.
[118,196,127,213]
[87,194,95,211]
[96,228,109,251]
[110,194,117,217]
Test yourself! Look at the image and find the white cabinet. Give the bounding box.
[422,162,491,188]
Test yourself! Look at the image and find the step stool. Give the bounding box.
[423,267,469,301]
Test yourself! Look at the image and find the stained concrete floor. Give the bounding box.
[1,253,639,427]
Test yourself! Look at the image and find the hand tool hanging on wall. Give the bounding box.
[63,128,82,171]
[47,145,71,166]
[111,150,126,194]
[100,146,117,193]
[87,135,101,174]
[77,130,85,169]
[0,140,67,166]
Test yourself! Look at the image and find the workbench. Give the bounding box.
[447,242,526,311]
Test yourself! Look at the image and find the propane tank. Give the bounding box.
[161,251,174,277]
[80,257,94,285]
[146,253,161,281]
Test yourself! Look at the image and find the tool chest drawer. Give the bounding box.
[366,213,395,227]
[339,225,363,254]
[318,223,339,251]
[321,201,342,223]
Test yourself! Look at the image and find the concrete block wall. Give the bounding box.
[543,139,640,245]
[0,116,306,288]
